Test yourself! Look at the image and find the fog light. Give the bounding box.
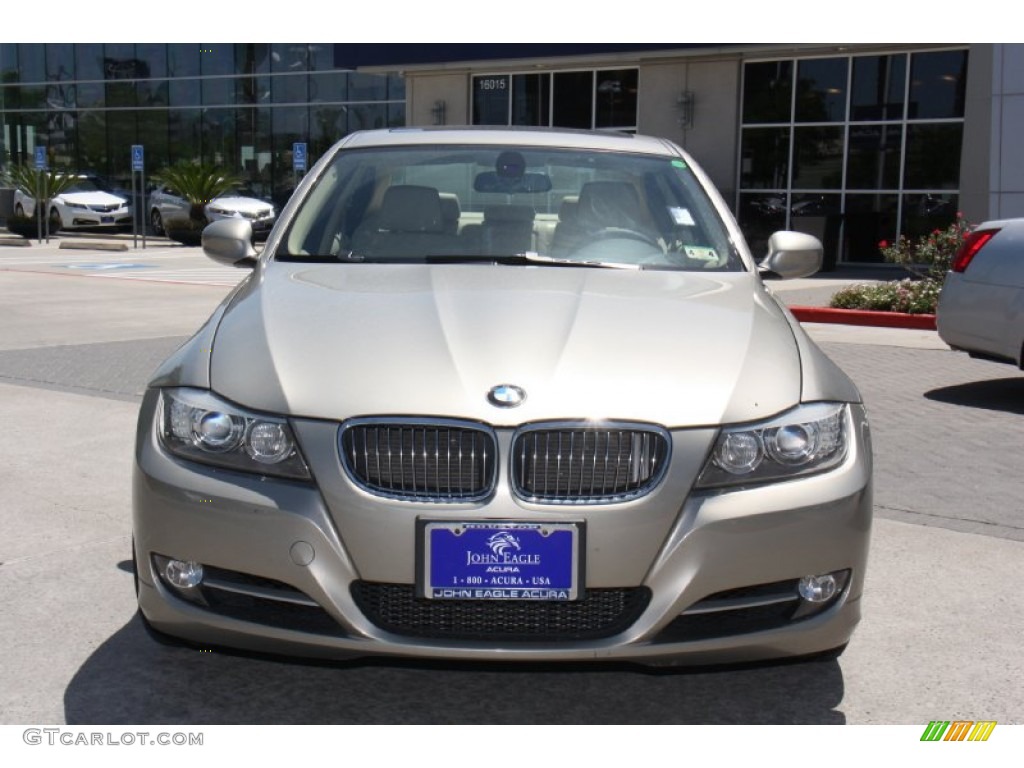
[165,559,204,589]
[798,573,837,603]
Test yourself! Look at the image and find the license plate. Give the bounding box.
[101,216,113,223]
[419,521,583,600]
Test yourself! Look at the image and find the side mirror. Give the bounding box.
[202,218,257,268]
[759,231,823,280]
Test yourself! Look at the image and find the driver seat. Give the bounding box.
[551,181,656,256]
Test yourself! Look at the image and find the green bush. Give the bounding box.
[152,162,242,226]
[4,214,43,238]
[829,279,942,314]
[165,216,205,247]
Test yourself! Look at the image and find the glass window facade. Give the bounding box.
[0,43,405,209]
[738,49,968,264]
[472,68,638,131]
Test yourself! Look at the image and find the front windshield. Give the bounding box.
[66,178,104,193]
[280,144,742,271]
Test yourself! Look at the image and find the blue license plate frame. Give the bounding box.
[417,521,584,601]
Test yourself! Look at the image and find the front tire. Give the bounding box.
[150,209,164,236]
[48,207,63,233]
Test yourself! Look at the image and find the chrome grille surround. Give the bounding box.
[339,417,498,502]
[510,422,671,504]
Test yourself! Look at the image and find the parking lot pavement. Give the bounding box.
[0,258,1022,725]
[0,236,251,288]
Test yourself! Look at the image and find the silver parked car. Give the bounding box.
[937,218,1024,369]
[148,185,276,238]
[133,127,872,666]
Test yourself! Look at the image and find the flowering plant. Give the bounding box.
[829,214,972,314]
[829,279,942,315]
[877,214,971,281]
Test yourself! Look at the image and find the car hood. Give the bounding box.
[210,196,273,214]
[58,191,127,206]
[209,263,803,427]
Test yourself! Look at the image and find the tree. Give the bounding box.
[7,164,78,222]
[152,162,242,226]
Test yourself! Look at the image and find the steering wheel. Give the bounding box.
[568,227,664,261]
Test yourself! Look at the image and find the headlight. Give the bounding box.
[65,201,87,210]
[695,402,848,488]
[207,206,231,216]
[159,388,311,480]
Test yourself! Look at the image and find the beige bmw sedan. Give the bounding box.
[133,127,872,666]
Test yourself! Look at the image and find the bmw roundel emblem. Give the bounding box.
[488,384,526,408]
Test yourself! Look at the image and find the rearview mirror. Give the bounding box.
[474,171,552,194]
[759,231,822,280]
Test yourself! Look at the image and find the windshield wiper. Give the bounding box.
[274,251,366,263]
[421,252,642,270]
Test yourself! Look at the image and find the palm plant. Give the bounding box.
[152,162,242,226]
[7,163,78,220]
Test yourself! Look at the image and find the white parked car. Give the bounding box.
[14,175,132,231]
[937,218,1024,368]
[148,185,276,239]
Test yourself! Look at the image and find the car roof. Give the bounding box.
[337,126,681,157]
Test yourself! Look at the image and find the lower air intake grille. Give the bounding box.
[340,420,497,501]
[511,425,670,503]
[351,582,650,642]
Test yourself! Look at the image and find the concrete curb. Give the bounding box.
[58,240,129,252]
[0,237,31,247]
[790,305,937,331]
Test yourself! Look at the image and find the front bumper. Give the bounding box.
[133,391,872,665]
[64,208,132,228]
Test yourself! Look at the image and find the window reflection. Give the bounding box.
[135,45,167,80]
[792,126,843,189]
[851,54,905,121]
[512,74,548,126]
[740,127,790,189]
[595,69,638,128]
[909,50,967,119]
[553,71,593,129]
[795,58,847,123]
[45,44,75,82]
[272,73,308,104]
[904,123,962,189]
[791,193,842,268]
[167,45,199,78]
[903,193,958,239]
[743,61,792,124]
[846,124,902,189]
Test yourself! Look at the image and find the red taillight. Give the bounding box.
[952,228,999,273]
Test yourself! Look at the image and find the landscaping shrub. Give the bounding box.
[829,278,943,314]
[829,215,971,314]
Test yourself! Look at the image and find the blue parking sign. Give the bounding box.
[34,146,47,170]
[132,145,145,171]
[293,142,307,172]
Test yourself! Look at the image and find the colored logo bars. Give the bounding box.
[920,721,997,742]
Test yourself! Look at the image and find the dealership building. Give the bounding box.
[2,43,1021,266]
